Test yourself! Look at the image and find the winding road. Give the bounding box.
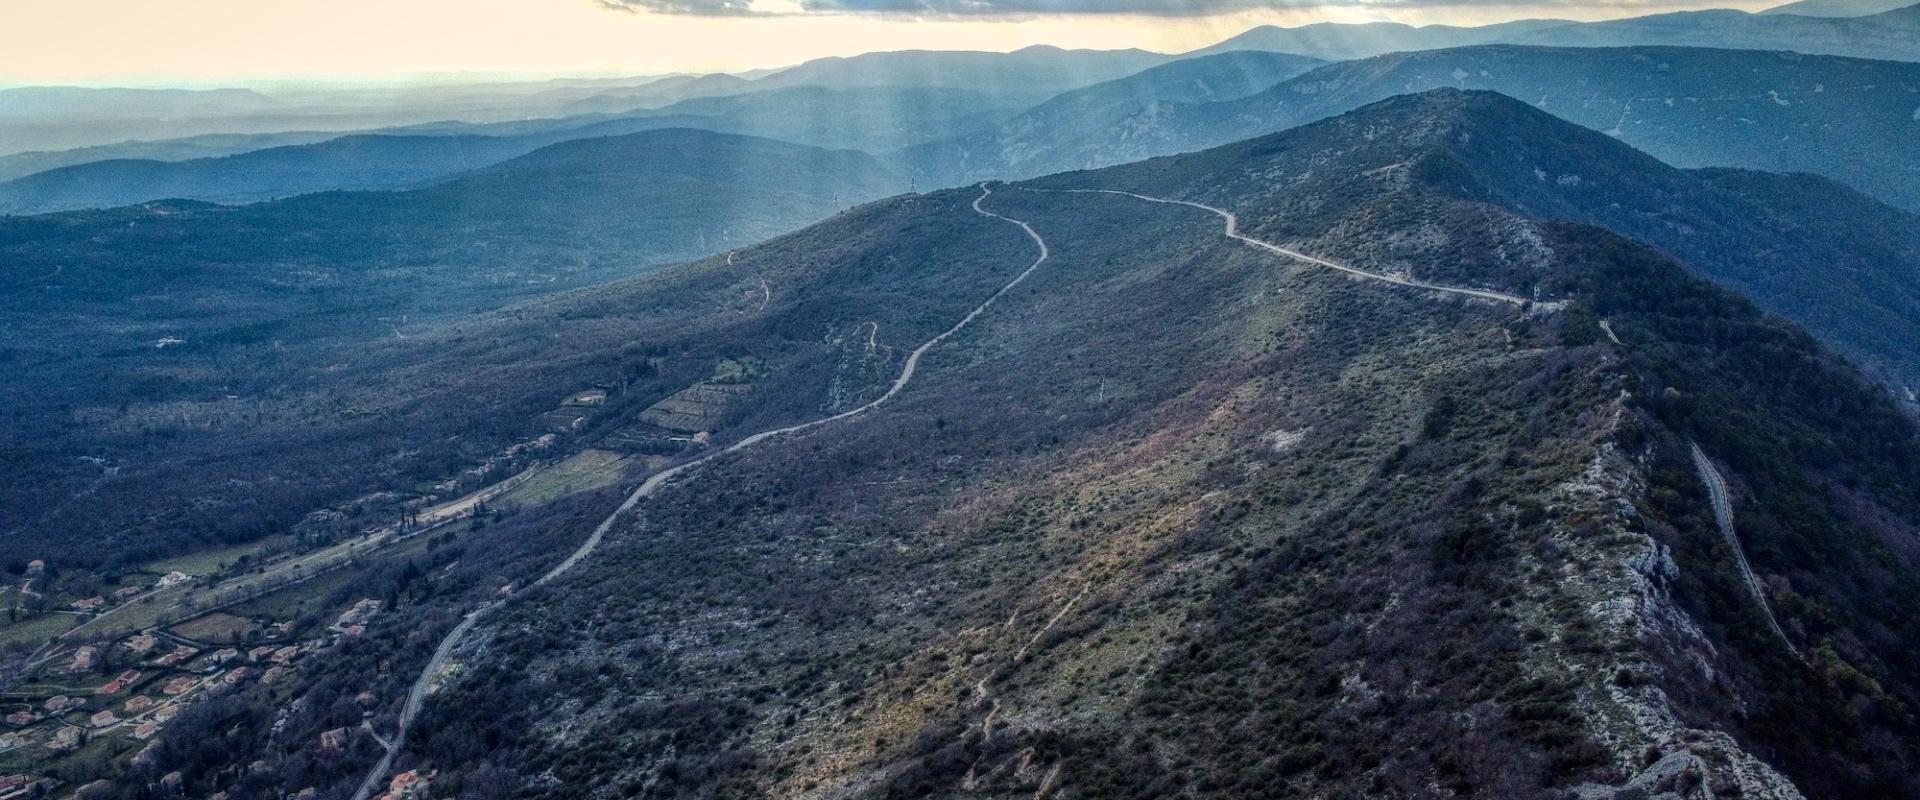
[348,184,1050,800]
[1032,188,1546,308]
[1689,442,1799,659]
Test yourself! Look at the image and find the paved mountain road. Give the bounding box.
[1033,188,1550,308]
[1690,442,1799,660]
[349,184,1050,800]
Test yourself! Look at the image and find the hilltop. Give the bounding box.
[906,49,1920,393]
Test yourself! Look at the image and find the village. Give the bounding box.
[0,379,669,800]
[0,580,389,800]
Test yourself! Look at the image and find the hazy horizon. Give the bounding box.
[1,0,1776,89]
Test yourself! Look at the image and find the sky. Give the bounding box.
[0,0,1772,87]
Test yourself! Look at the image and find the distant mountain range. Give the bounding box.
[1191,18,1575,60]
[0,46,1173,159]
[905,46,1920,216]
[1205,3,1920,61]
[0,134,540,214]
[1761,0,1917,15]
[747,44,1176,96]
[897,51,1323,186]
[1509,4,1920,61]
[38,40,1920,220]
[0,49,1160,213]
[5,2,1917,207]
[0,130,352,183]
[0,85,1011,214]
[9,1,1917,165]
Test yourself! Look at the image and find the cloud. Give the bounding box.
[797,0,1315,13]
[598,0,1608,17]
[595,0,766,16]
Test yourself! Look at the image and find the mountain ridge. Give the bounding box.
[354,89,1920,800]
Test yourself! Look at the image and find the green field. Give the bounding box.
[145,537,291,577]
[168,611,258,644]
[0,613,78,647]
[497,449,631,507]
[225,567,358,623]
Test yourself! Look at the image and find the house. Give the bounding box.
[564,388,608,406]
[341,624,366,638]
[158,772,182,794]
[157,645,196,666]
[131,721,161,741]
[112,586,143,601]
[261,666,288,685]
[124,695,153,713]
[162,677,195,695]
[222,667,251,686]
[155,571,191,589]
[24,560,44,575]
[42,696,71,712]
[70,597,104,612]
[269,646,298,664]
[319,727,350,751]
[387,770,427,799]
[5,712,33,726]
[209,648,239,664]
[48,727,81,751]
[247,645,276,662]
[332,599,382,631]
[66,646,97,673]
[123,634,159,655]
[153,705,180,723]
[88,710,118,727]
[97,670,139,694]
